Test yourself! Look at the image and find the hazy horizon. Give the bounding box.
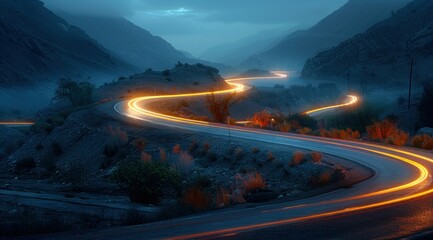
[41,0,348,56]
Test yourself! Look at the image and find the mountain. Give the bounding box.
[240,0,412,71]
[58,14,191,70]
[0,0,136,86]
[200,27,289,66]
[302,0,433,86]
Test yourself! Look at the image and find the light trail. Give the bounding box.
[0,121,35,126]
[305,95,358,115]
[114,72,433,239]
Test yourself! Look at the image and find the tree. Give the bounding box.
[206,93,235,123]
[55,78,94,106]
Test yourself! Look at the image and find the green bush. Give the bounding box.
[111,160,181,204]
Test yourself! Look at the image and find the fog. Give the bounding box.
[41,0,348,56]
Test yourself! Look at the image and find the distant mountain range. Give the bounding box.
[239,0,412,71]
[59,14,192,71]
[200,27,290,66]
[302,0,433,86]
[0,0,137,86]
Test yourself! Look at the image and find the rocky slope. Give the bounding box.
[58,14,190,71]
[0,0,136,86]
[302,0,433,86]
[240,0,411,71]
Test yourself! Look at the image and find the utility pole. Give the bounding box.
[408,58,414,111]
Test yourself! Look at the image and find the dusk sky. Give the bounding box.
[42,0,348,56]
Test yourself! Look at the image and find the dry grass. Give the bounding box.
[140,152,152,163]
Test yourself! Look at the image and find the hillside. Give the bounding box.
[240,0,411,71]
[0,0,136,86]
[59,14,190,70]
[200,27,289,66]
[302,0,433,86]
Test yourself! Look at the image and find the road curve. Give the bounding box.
[5,74,433,239]
[101,74,433,239]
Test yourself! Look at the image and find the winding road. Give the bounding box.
[23,73,433,239]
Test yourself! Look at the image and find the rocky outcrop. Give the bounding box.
[239,0,411,70]
[302,0,433,86]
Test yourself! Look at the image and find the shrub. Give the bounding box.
[249,111,272,128]
[267,152,275,161]
[206,93,235,123]
[412,134,433,150]
[385,129,409,147]
[276,122,292,132]
[290,151,305,166]
[103,126,129,159]
[310,171,331,187]
[140,152,153,163]
[171,151,194,175]
[311,152,323,163]
[15,157,36,173]
[242,172,266,194]
[111,160,181,204]
[173,144,182,154]
[366,120,397,141]
[182,187,211,211]
[159,148,167,162]
[297,127,312,135]
[215,188,230,208]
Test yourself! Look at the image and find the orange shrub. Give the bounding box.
[311,151,323,163]
[412,134,433,150]
[386,129,409,146]
[249,111,272,128]
[297,127,312,135]
[290,151,305,166]
[366,120,397,141]
[243,172,266,194]
[173,144,182,154]
[276,122,292,132]
[310,171,331,187]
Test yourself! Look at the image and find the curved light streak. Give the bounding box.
[116,72,433,239]
[305,95,358,115]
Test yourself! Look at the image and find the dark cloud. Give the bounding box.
[41,0,348,55]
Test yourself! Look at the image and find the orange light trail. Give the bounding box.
[118,72,433,239]
[304,95,358,115]
[0,121,35,126]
